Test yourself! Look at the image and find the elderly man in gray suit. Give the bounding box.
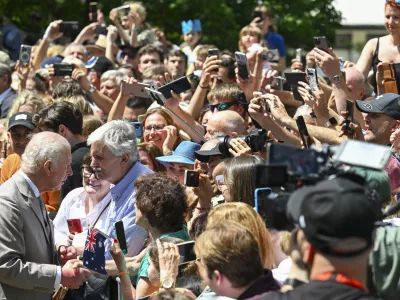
[0,132,91,300]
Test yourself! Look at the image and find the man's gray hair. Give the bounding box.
[87,120,138,164]
[100,70,128,87]
[21,132,70,174]
[65,43,87,56]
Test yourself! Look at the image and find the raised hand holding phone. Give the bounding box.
[114,220,128,255]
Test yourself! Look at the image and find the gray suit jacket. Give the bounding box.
[0,172,59,300]
[0,88,16,119]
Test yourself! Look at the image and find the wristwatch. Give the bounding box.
[324,117,338,127]
[161,278,175,289]
[89,83,97,94]
[331,72,345,84]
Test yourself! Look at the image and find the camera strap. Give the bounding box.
[313,272,367,292]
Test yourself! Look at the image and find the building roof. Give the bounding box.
[333,0,384,26]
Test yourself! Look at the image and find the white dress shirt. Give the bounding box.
[18,170,62,291]
[53,187,112,247]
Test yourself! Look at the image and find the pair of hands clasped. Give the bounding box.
[58,245,91,289]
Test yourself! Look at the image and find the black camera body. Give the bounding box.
[217,129,271,157]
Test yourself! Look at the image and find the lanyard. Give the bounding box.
[313,272,367,292]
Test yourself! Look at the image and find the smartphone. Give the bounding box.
[295,48,302,62]
[314,36,329,52]
[59,21,79,36]
[296,116,312,149]
[19,44,32,67]
[53,63,74,76]
[208,48,220,57]
[235,51,250,80]
[342,99,354,135]
[95,25,108,36]
[270,76,284,91]
[89,2,98,22]
[67,219,83,234]
[177,241,196,264]
[131,122,143,138]
[253,11,263,22]
[184,170,199,187]
[307,68,318,90]
[114,220,128,255]
[115,4,131,14]
[157,75,192,99]
[254,187,272,224]
[144,87,167,106]
[254,164,288,188]
[332,140,391,170]
[122,81,150,98]
[262,49,279,62]
[284,72,307,101]
[267,143,327,176]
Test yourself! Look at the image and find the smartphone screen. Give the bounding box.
[177,241,196,264]
[131,122,143,138]
[253,11,263,22]
[53,63,74,76]
[235,51,250,80]
[256,191,292,231]
[267,143,326,176]
[184,170,199,187]
[95,25,108,36]
[333,140,391,170]
[296,116,312,149]
[114,220,128,255]
[157,76,191,99]
[254,187,272,222]
[307,68,318,90]
[284,72,307,102]
[254,164,288,188]
[90,2,98,22]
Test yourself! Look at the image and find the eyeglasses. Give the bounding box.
[209,101,238,113]
[144,124,166,133]
[81,167,99,180]
[215,175,226,191]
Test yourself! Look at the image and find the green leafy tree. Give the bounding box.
[0,0,341,54]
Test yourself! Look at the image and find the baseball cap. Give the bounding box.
[156,141,201,167]
[41,55,63,69]
[86,56,114,76]
[355,93,400,120]
[352,167,392,202]
[287,175,380,257]
[8,112,35,131]
[0,51,14,68]
[194,144,223,162]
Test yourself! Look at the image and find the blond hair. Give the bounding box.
[8,90,45,118]
[82,115,104,139]
[47,45,65,58]
[238,25,263,52]
[56,95,93,116]
[206,202,274,268]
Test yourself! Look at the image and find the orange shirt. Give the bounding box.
[0,154,61,212]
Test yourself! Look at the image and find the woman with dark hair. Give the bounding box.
[218,155,265,206]
[134,173,191,299]
[137,142,166,172]
[251,5,286,72]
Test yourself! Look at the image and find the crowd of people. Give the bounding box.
[0,1,400,300]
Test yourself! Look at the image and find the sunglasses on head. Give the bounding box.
[209,101,238,113]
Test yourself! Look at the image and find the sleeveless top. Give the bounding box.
[371,38,382,94]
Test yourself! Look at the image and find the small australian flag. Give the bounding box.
[83,227,107,275]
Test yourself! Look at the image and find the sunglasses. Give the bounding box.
[209,101,238,113]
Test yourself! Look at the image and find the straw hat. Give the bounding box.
[86,35,119,56]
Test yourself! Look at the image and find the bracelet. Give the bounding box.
[199,84,210,89]
[118,271,129,277]
[195,206,210,211]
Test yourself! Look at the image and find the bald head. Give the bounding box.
[344,67,365,100]
[22,132,71,174]
[205,111,246,140]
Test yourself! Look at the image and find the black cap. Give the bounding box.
[8,112,35,131]
[355,93,400,120]
[86,56,115,76]
[287,176,379,257]
[194,144,223,162]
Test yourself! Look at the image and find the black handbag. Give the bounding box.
[64,274,119,300]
